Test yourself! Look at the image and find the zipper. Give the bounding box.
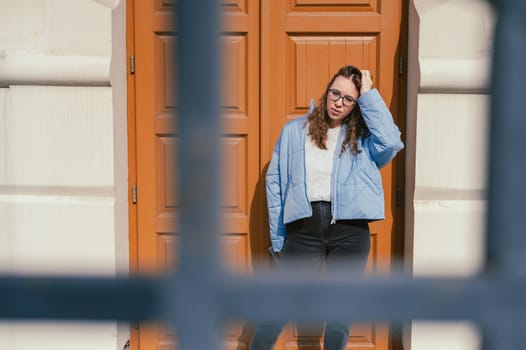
[330,126,345,224]
[302,127,313,217]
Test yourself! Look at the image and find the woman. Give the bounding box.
[249,65,403,350]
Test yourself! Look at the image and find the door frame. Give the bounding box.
[126,1,409,349]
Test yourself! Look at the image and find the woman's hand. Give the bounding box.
[361,70,373,94]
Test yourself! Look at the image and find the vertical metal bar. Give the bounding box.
[486,0,526,278]
[485,1,526,346]
[482,318,526,350]
[172,0,222,349]
[176,0,221,276]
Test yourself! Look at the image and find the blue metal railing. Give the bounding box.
[0,1,525,349]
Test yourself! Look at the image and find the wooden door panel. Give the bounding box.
[222,136,249,230]
[286,36,378,116]
[295,0,377,6]
[154,35,177,130]
[132,0,260,348]
[154,232,249,276]
[155,136,178,234]
[222,35,248,117]
[220,0,261,275]
[282,323,388,350]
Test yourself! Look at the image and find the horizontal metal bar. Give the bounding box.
[1,273,525,325]
[0,277,161,321]
[218,274,526,324]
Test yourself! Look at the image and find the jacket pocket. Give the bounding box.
[357,168,382,196]
[283,182,307,224]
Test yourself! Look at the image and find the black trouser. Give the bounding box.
[249,201,371,350]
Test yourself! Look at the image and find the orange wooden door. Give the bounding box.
[129,0,261,349]
[260,1,405,349]
[129,0,405,349]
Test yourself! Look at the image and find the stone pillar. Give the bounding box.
[0,1,127,349]
[405,0,494,348]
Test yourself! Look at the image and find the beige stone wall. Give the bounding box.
[0,0,128,349]
[0,0,498,349]
[406,0,494,348]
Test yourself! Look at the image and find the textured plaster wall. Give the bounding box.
[406,0,494,349]
[0,1,127,349]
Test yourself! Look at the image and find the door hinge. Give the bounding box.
[130,55,135,75]
[399,55,404,76]
[131,185,137,204]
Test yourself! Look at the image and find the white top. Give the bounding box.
[305,126,341,202]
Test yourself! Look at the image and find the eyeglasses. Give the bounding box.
[327,88,357,107]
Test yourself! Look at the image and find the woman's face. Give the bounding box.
[325,75,359,128]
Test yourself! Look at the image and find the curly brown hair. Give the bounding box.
[306,65,369,155]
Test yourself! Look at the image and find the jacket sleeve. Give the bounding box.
[266,129,287,252]
[358,89,404,168]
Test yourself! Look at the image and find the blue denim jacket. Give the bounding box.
[266,89,404,252]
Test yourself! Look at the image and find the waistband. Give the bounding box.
[309,201,369,227]
[310,200,330,205]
